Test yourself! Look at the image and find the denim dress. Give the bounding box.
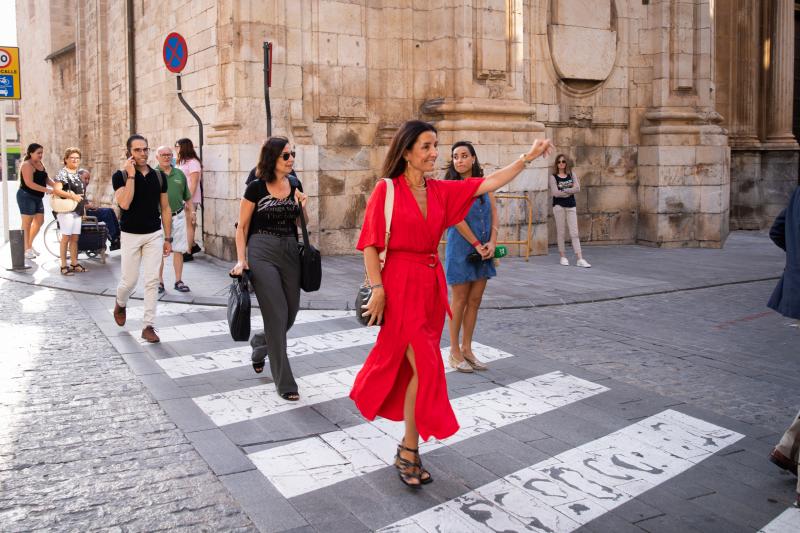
[444,193,497,285]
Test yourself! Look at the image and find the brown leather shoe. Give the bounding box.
[141,326,160,343]
[769,448,798,476]
[113,302,126,326]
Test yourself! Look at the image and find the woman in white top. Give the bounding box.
[175,138,202,259]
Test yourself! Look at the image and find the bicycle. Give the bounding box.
[42,216,108,264]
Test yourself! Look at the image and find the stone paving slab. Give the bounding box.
[0,231,785,310]
[3,230,798,532]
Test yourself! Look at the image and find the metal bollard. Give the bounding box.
[8,229,30,270]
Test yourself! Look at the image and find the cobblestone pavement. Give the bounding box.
[2,275,799,532]
[0,279,255,532]
[484,280,800,434]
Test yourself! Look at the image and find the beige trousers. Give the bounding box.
[776,408,800,494]
[116,230,163,327]
[553,205,582,256]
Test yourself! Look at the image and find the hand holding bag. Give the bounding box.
[297,200,322,292]
[355,178,394,326]
[227,271,252,341]
[51,194,79,213]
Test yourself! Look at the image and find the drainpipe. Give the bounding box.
[126,0,136,134]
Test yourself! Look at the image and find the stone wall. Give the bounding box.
[17,0,766,259]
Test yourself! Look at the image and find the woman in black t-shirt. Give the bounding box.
[550,154,591,268]
[230,137,309,401]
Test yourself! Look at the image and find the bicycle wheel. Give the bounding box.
[42,219,62,258]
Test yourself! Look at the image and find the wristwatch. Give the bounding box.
[164,237,174,243]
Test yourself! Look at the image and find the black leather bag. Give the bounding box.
[297,206,322,292]
[227,271,252,341]
[355,281,381,326]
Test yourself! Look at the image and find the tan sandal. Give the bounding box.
[448,352,473,373]
[462,348,488,371]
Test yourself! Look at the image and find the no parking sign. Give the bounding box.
[0,47,21,100]
[163,33,188,73]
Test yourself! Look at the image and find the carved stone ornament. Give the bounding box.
[548,0,617,83]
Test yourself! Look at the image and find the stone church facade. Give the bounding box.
[15,1,800,259]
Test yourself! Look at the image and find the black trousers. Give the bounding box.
[247,233,300,394]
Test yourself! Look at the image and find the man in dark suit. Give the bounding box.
[767,186,799,507]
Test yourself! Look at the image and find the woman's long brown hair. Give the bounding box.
[381,120,437,180]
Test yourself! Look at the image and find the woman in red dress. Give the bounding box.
[350,120,553,488]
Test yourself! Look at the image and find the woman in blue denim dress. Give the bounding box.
[443,141,497,373]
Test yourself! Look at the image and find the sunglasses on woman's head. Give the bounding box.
[281,151,296,161]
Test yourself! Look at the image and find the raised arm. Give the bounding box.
[475,138,553,197]
[114,158,138,210]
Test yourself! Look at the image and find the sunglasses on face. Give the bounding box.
[557,160,566,164]
[281,151,296,161]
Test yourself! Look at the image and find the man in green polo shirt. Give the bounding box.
[156,146,194,293]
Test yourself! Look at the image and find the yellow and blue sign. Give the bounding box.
[0,47,20,100]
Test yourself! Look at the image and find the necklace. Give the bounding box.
[405,176,427,191]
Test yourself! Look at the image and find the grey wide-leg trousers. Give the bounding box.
[775,408,800,495]
[247,234,301,395]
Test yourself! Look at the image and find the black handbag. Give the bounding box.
[227,271,252,341]
[355,178,394,326]
[297,203,322,292]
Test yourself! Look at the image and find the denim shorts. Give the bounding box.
[16,188,44,215]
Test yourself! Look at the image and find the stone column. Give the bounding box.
[766,0,798,147]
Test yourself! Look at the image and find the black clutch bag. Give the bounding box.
[355,282,382,326]
[227,271,252,342]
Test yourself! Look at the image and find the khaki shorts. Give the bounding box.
[170,211,189,253]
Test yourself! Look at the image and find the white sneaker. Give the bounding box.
[576,258,591,268]
[24,249,36,259]
[31,248,40,256]
[559,257,569,266]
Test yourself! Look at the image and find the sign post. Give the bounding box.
[162,33,205,243]
[0,46,21,244]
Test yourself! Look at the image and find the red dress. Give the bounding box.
[350,175,482,441]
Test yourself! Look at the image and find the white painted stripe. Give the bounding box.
[127,310,355,343]
[157,326,378,378]
[248,371,609,498]
[123,303,220,319]
[758,507,800,533]
[379,409,744,532]
[194,342,515,426]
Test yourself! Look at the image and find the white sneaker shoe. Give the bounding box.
[559,257,569,266]
[576,258,591,268]
[24,249,36,259]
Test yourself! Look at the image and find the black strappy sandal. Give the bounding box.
[398,443,433,485]
[395,443,430,488]
[252,360,265,373]
[280,392,300,401]
[70,263,88,273]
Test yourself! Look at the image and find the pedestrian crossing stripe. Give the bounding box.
[125,310,355,342]
[377,409,744,532]
[248,371,609,499]
[758,507,800,533]
[157,326,379,378]
[193,342,515,426]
